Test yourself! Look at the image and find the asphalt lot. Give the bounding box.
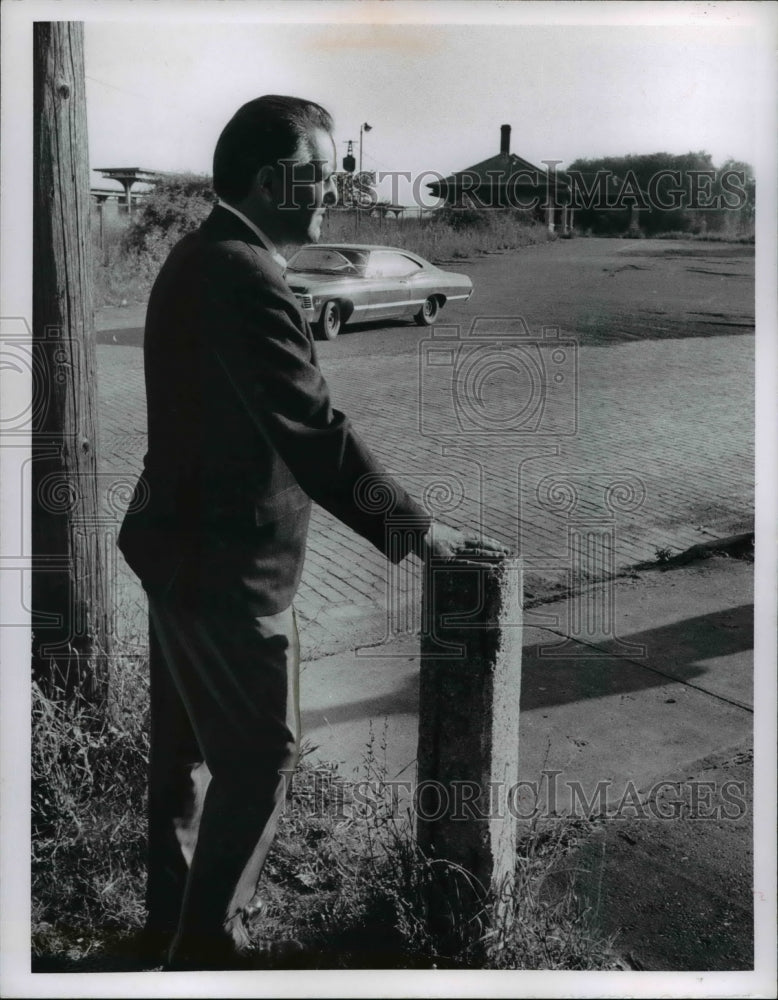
[294,237,755,354]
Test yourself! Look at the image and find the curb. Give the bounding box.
[634,531,754,570]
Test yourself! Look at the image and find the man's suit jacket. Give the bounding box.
[118,205,430,616]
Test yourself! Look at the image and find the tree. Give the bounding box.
[565,151,754,236]
[122,172,216,262]
[33,22,110,701]
[333,170,377,210]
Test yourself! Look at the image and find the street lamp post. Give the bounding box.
[357,123,372,235]
[359,121,372,177]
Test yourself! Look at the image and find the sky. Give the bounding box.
[80,2,772,205]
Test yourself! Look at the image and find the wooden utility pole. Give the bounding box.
[33,22,109,701]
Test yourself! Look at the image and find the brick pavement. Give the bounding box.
[96,328,753,659]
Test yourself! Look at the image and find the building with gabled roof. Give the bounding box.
[427,126,649,235]
[426,125,575,232]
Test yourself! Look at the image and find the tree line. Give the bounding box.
[564,151,754,236]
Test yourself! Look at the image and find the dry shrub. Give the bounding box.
[31,654,150,964]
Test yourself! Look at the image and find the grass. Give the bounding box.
[93,245,159,308]
[31,675,620,971]
[318,209,546,264]
[652,230,754,244]
[260,749,617,970]
[31,656,149,967]
[90,208,548,309]
[92,222,160,308]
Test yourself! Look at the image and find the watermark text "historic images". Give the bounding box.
[295,770,748,823]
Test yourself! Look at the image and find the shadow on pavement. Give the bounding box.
[302,604,752,730]
[95,316,414,348]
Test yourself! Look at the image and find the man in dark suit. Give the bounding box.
[119,94,503,970]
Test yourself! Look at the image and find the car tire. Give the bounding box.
[415,296,440,326]
[316,300,342,340]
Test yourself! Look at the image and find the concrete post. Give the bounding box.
[416,554,522,946]
[120,179,133,217]
[94,195,107,261]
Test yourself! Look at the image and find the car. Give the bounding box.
[284,243,473,340]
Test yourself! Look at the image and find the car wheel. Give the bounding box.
[415,296,440,326]
[317,300,342,340]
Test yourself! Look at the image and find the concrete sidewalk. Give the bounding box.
[298,552,754,970]
[300,555,752,796]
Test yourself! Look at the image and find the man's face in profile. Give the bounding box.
[275,127,338,245]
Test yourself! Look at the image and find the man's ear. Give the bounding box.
[253,164,278,203]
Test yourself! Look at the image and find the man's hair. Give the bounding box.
[213,95,334,202]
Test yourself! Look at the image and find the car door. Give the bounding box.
[364,251,422,322]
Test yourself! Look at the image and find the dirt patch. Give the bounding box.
[634,534,754,573]
[626,244,754,260]
[554,742,753,971]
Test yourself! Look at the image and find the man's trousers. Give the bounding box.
[145,595,300,964]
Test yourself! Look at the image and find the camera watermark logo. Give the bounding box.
[419,317,578,439]
[532,471,647,657]
[353,468,497,651]
[1,317,72,436]
[2,460,145,649]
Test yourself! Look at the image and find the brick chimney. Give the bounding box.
[500,124,511,156]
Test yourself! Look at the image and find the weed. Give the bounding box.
[653,230,755,244]
[242,723,619,969]
[32,682,618,970]
[92,240,160,308]
[31,659,150,966]
[318,209,545,265]
[481,818,618,969]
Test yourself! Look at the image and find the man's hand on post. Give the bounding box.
[422,521,511,561]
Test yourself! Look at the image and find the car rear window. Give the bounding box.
[364,252,423,278]
[287,247,368,273]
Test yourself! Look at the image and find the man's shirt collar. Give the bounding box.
[216,199,287,268]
